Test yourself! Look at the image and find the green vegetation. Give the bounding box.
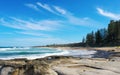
[84,20,120,47]
[44,20,120,47]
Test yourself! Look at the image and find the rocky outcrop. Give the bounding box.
[0,56,72,75]
[0,54,120,75]
[0,57,60,75]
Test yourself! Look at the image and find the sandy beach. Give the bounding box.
[0,47,120,75]
[1,0,120,75]
[46,46,120,52]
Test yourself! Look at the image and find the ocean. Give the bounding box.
[0,47,96,60]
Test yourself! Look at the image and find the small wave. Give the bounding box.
[0,48,12,51]
[0,48,97,60]
[12,47,31,50]
[0,47,31,51]
[0,50,69,60]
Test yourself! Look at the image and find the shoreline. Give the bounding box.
[0,46,118,60]
[41,46,120,52]
[0,47,120,75]
[0,54,120,75]
[0,46,119,60]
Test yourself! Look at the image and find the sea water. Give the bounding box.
[0,47,96,60]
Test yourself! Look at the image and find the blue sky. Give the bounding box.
[0,0,120,46]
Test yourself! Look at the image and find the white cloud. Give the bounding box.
[0,3,106,46]
[36,2,58,14]
[25,4,40,11]
[25,2,101,27]
[0,17,62,31]
[52,6,101,27]
[52,5,102,27]
[1,2,102,33]
[97,7,120,20]
[53,6,66,15]
[66,15,101,27]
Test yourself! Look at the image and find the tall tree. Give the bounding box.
[95,30,102,45]
[99,28,108,43]
[107,20,116,42]
[115,20,120,41]
[118,20,120,41]
[86,31,95,45]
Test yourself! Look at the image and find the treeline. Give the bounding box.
[44,42,86,47]
[44,20,120,47]
[83,20,120,47]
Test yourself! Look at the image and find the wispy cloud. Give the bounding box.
[97,7,120,20]
[36,2,58,15]
[67,16,101,27]
[24,2,102,27]
[0,17,62,31]
[25,4,40,11]
[0,2,102,34]
[52,6,101,27]
[53,6,66,15]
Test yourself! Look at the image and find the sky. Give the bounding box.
[0,0,120,46]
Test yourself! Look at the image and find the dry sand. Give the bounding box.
[48,46,120,75]
[52,57,120,75]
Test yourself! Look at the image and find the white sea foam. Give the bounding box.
[67,50,96,55]
[0,48,12,51]
[60,49,97,58]
[0,47,97,60]
[0,50,69,60]
[11,47,31,50]
[0,47,30,51]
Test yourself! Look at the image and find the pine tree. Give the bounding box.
[95,30,102,45]
[108,20,116,42]
[86,31,95,45]
[118,20,120,41]
[91,31,95,44]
